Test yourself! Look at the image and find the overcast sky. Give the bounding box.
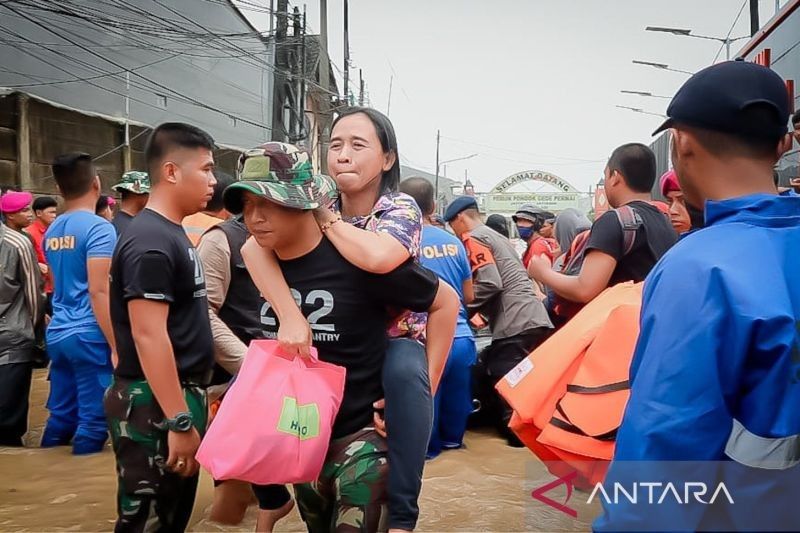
[241,0,784,193]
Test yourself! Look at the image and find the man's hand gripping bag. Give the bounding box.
[197,340,346,485]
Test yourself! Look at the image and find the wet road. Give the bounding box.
[1,370,599,531]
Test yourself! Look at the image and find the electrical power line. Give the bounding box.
[0,53,178,88]
[0,24,221,130]
[440,135,606,164]
[2,1,274,132]
[712,0,748,63]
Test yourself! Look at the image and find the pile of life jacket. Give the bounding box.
[497,282,642,488]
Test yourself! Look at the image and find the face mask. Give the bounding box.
[517,225,535,240]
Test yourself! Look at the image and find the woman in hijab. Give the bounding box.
[552,208,591,272]
[659,170,694,234]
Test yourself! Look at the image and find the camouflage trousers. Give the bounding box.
[104,377,207,533]
[294,427,389,533]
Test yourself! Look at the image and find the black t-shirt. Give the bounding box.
[111,211,134,236]
[585,201,678,286]
[111,209,214,382]
[263,237,439,439]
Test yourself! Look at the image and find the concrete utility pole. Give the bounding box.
[434,129,440,214]
[359,69,364,106]
[343,0,350,106]
[299,5,307,143]
[750,0,760,36]
[319,0,329,172]
[123,70,131,171]
[292,6,302,140]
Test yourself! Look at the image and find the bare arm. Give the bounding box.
[87,257,116,364]
[426,280,460,394]
[528,249,617,304]
[462,278,475,305]
[129,299,200,476]
[198,231,246,374]
[315,207,410,273]
[241,237,311,356]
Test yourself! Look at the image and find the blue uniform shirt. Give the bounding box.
[420,226,472,339]
[45,211,116,342]
[596,194,800,531]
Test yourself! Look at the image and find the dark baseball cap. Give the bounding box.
[653,60,790,140]
[444,195,478,222]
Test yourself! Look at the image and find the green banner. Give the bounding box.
[483,192,591,214]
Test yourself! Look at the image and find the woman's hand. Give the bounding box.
[313,207,337,226]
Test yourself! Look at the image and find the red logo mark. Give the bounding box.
[531,471,578,518]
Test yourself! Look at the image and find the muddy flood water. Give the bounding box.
[1,370,600,532]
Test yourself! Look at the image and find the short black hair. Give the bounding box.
[33,196,57,212]
[686,125,781,160]
[52,152,95,200]
[95,195,112,214]
[792,109,800,127]
[144,122,216,180]
[606,143,657,193]
[207,170,236,212]
[332,107,400,194]
[398,177,434,215]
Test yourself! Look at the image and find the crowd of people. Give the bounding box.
[0,59,800,533]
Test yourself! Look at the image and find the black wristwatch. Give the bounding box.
[164,412,194,432]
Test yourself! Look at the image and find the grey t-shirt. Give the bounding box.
[465,224,552,340]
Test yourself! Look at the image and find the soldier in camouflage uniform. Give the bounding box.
[293,428,389,532]
[106,122,217,532]
[223,141,452,533]
[105,380,208,529]
[110,170,151,236]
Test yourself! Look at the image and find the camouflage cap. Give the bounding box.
[223,142,338,214]
[111,171,151,195]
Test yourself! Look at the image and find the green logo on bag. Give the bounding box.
[277,397,320,440]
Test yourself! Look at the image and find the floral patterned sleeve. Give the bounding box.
[370,193,423,258]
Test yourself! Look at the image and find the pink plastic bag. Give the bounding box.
[196,339,346,485]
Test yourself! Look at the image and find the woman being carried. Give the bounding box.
[242,107,452,533]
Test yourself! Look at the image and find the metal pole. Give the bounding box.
[434,129,440,214]
[726,39,731,60]
[343,0,349,106]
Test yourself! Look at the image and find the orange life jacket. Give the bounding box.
[496,282,643,488]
